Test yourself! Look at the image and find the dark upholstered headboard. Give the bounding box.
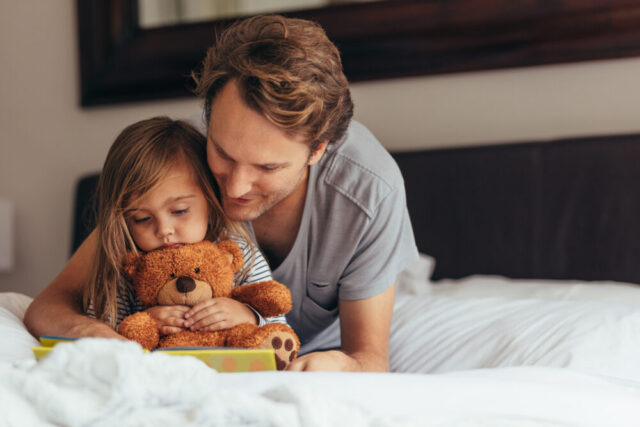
[72,132,640,284]
[393,133,640,284]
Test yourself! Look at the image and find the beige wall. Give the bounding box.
[2,1,640,296]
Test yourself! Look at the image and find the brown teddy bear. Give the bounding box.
[117,240,300,370]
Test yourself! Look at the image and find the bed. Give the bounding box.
[2,132,640,425]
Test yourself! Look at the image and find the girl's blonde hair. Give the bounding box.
[84,116,248,327]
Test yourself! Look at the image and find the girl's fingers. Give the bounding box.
[185,300,216,319]
[185,303,223,326]
[165,315,188,327]
[188,312,227,330]
[197,320,232,332]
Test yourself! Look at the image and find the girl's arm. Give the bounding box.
[24,230,123,339]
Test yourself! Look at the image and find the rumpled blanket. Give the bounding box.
[0,339,400,427]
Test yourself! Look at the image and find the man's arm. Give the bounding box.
[24,230,123,339]
[286,283,394,372]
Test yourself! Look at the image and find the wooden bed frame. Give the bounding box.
[73,132,640,284]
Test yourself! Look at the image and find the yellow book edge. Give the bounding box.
[33,336,276,373]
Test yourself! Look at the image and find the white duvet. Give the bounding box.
[4,256,640,426]
[1,338,639,427]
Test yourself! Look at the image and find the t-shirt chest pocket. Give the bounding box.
[307,278,338,311]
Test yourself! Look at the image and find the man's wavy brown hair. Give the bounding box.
[192,14,354,150]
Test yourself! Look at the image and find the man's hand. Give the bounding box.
[287,284,396,372]
[145,305,190,335]
[286,350,361,371]
[184,297,257,332]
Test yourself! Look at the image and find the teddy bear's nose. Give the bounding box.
[176,276,196,293]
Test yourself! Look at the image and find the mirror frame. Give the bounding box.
[77,0,640,106]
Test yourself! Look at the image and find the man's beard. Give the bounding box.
[219,168,307,222]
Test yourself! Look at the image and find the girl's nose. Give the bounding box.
[156,219,174,238]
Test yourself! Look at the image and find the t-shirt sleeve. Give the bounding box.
[338,185,419,300]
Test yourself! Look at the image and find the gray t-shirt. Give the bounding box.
[260,120,418,348]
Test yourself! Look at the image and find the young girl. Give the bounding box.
[85,116,285,335]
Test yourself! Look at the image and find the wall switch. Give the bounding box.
[0,199,13,272]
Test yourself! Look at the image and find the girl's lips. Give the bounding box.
[162,243,184,249]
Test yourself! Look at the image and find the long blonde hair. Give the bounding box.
[84,116,248,327]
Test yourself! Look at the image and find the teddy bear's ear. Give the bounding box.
[121,251,141,279]
[217,240,244,272]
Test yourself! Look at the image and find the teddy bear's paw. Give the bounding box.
[265,331,298,370]
[118,312,160,350]
[256,325,300,370]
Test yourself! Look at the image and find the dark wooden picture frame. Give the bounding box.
[77,0,640,107]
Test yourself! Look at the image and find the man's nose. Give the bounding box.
[225,166,253,198]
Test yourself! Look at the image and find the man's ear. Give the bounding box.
[307,140,329,166]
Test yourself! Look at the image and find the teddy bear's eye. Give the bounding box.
[170,273,175,278]
[194,268,200,274]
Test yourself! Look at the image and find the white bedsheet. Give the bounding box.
[1,338,639,427]
[3,265,640,426]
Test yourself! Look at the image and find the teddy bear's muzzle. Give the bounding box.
[176,276,196,293]
[156,277,214,306]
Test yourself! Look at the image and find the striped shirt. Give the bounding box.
[87,238,288,328]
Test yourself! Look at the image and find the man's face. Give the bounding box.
[207,80,325,222]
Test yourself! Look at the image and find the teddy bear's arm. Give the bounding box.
[117,311,160,350]
[231,281,293,318]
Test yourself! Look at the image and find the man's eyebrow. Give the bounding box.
[209,137,232,159]
[208,137,291,169]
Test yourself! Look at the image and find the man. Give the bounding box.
[25,15,418,371]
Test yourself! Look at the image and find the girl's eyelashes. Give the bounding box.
[133,216,150,224]
[172,208,189,215]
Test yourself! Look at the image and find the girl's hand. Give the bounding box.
[145,305,190,335]
[184,297,257,331]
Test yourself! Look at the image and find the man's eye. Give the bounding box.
[133,217,150,224]
[261,165,279,172]
[216,147,233,161]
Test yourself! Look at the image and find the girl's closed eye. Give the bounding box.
[133,216,151,224]
[172,207,189,215]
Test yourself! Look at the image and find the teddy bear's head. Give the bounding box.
[122,240,244,307]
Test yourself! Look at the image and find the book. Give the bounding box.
[32,336,276,372]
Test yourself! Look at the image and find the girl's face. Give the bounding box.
[125,160,209,252]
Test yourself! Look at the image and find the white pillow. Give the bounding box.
[431,275,640,305]
[395,252,435,294]
[0,292,33,319]
[398,253,640,306]
[0,292,39,362]
[390,293,640,382]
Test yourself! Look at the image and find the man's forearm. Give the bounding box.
[344,349,389,372]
